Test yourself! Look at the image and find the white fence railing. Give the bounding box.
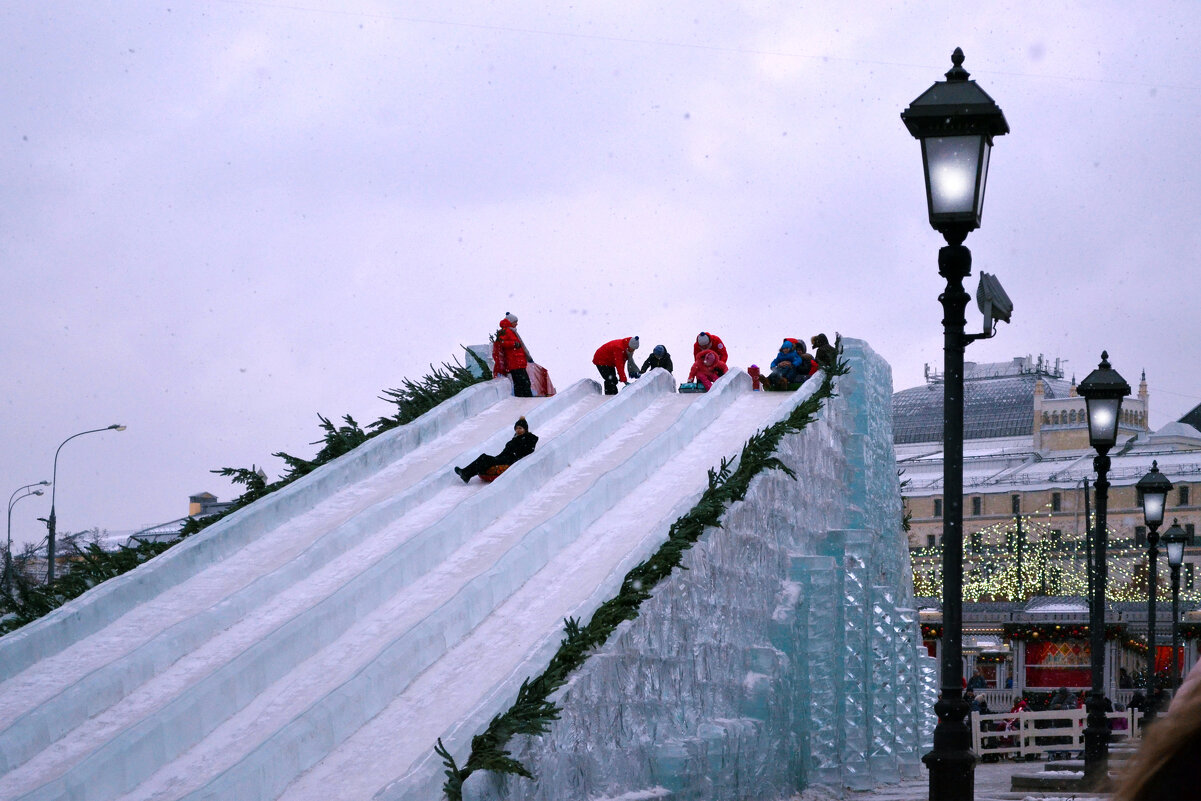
[974,688,1143,714]
[971,708,1140,760]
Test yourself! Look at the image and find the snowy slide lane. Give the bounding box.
[326,371,813,801]
[6,371,690,800]
[0,382,599,799]
[125,371,707,801]
[0,378,518,685]
[0,367,808,801]
[0,386,555,767]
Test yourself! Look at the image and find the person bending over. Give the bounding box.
[640,344,673,375]
[455,417,538,482]
[592,336,640,395]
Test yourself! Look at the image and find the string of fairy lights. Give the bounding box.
[910,505,1199,604]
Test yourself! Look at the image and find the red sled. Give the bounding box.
[528,362,556,396]
[479,465,509,483]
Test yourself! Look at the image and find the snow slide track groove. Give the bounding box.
[0,379,515,685]
[186,371,757,801]
[10,375,672,800]
[0,384,595,781]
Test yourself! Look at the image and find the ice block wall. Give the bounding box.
[456,339,927,801]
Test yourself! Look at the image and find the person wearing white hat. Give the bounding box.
[591,336,640,395]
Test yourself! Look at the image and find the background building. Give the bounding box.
[895,355,1201,691]
[896,355,1199,560]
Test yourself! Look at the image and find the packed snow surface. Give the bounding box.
[0,368,819,801]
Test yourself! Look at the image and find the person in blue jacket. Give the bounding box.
[765,339,813,388]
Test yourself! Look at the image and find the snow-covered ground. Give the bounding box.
[0,367,816,801]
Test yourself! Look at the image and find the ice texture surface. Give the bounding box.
[440,340,927,801]
[0,341,926,801]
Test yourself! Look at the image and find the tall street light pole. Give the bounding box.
[46,424,126,583]
[1136,461,1172,717]
[902,47,1010,801]
[1163,520,1188,690]
[6,481,50,593]
[1077,352,1130,787]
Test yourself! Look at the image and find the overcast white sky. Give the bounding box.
[4,2,1201,548]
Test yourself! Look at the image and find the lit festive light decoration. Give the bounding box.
[909,509,1199,603]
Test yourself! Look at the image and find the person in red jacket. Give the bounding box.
[592,336,640,395]
[694,332,728,365]
[688,348,727,391]
[491,312,532,397]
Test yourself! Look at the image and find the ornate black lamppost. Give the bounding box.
[46,424,125,583]
[1136,461,1172,714]
[1163,520,1188,690]
[902,48,1010,801]
[1077,352,1130,785]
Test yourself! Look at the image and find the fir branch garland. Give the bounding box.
[1,354,489,634]
[182,354,487,538]
[1,537,174,634]
[438,361,849,800]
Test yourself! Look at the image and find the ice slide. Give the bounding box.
[0,358,878,801]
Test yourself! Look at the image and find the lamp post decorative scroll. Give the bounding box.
[1077,352,1131,786]
[1136,460,1172,714]
[902,47,1009,801]
[46,424,126,583]
[1163,520,1188,690]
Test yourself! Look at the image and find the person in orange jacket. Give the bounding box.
[592,336,640,395]
[492,312,532,397]
[694,332,728,365]
[688,348,727,391]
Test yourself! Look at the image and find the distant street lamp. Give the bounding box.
[1163,520,1188,690]
[1136,461,1172,711]
[902,47,1010,801]
[46,424,126,583]
[6,481,50,593]
[1077,352,1130,785]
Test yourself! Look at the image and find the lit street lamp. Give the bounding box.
[1077,352,1130,785]
[1163,519,1188,690]
[901,47,1010,801]
[6,481,50,594]
[1136,461,1172,713]
[46,424,126,583]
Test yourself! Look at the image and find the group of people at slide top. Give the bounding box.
[463,320,840,484]
[591,331,730,395]
[759,333,837,390]
[490,313,838,399]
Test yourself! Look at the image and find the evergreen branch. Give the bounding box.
[437,361,848,799]
[0,352,489,634]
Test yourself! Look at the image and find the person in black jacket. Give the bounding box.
[454,417,539,482]
[640,344,673,376]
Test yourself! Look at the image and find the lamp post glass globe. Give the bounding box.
[901,47,1008,243]
[1137,461,1172,529]
[1164,521,1187,567]
[924,135,990,218]
[1077,352,1130,450]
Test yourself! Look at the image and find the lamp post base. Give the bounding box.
[923,694,977,801]
[923,749,976,800]
[1083,693,1110,787]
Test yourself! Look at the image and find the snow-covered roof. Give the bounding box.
[1152,421,1201,441]
[893,371,1075,444]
